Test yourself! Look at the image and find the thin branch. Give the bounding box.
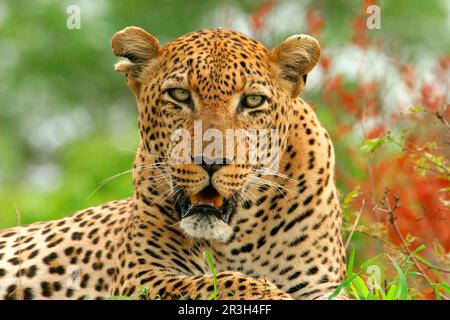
[345,199,365,250]
[416,166,448,176]
[402,144,450,177]
[388,137,449,177]
[435,106,450,131]
[377,189,449,300]
[354,229,393,247]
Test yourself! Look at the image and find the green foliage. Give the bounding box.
[0,131,137,228]
[360,131,404,155]
[342,185,361,211]
[409,106,425,114]
[331,245,450,300]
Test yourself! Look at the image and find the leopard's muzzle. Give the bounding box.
[173,184,236,242]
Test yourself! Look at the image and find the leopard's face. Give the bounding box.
[112,28,320,242]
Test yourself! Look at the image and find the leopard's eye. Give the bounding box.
[242,95,265,108]
[168,88,191,102]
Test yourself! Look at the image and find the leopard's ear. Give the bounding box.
[270,34,320,97]
[112,27,160,94]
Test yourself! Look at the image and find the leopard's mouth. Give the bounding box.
[173,184,236,242]
[190,185,224,211]
[174,184,236,224]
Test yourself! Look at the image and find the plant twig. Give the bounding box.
[345,199,365,250]
[388,137,449,177]
[403,145,450,177]
[376,189,449,300]
[435,105,450,131]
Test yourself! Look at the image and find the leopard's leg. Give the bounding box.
[115,270,292,300]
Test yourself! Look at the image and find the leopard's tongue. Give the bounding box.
[190,186,224,209]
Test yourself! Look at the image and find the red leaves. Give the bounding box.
[366,125,384,139]
[341,91,359,113]
[421,82,445,112]
[351,0,378,47]
[382,158,450,250]
[439,56,450,70]
[358,150,449,252]
[400,65,416,90]
[320,55,331,72]
[250,0,275,35]
[351,16,367,47]
[322,74,380,118]
[420,55,449,112]
[306,10,324,36]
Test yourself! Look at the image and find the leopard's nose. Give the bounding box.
[192,157,230,175]
[202,163,223,175]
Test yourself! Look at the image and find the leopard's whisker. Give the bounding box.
[254,167,300,185]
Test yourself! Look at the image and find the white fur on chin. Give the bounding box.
[180,214,233,243]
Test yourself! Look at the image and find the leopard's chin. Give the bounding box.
[173,184,236,242]
[179,214,233,243]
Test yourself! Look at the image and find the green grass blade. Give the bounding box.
[328,274,359,300]
[204,250,220,300]
[387,283,399,300]
[437,283,450,293]
[387,255,409,300]
[347,247,356,276]
[359,253,385,270]
[401,244,426,265]
[352,275,370,299]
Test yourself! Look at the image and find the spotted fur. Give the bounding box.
[0,28,345,300]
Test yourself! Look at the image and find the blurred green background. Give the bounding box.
[0,0,449,228]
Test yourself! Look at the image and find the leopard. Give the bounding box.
[0,27,346,300]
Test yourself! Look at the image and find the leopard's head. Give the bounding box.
[112,27,320,242]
